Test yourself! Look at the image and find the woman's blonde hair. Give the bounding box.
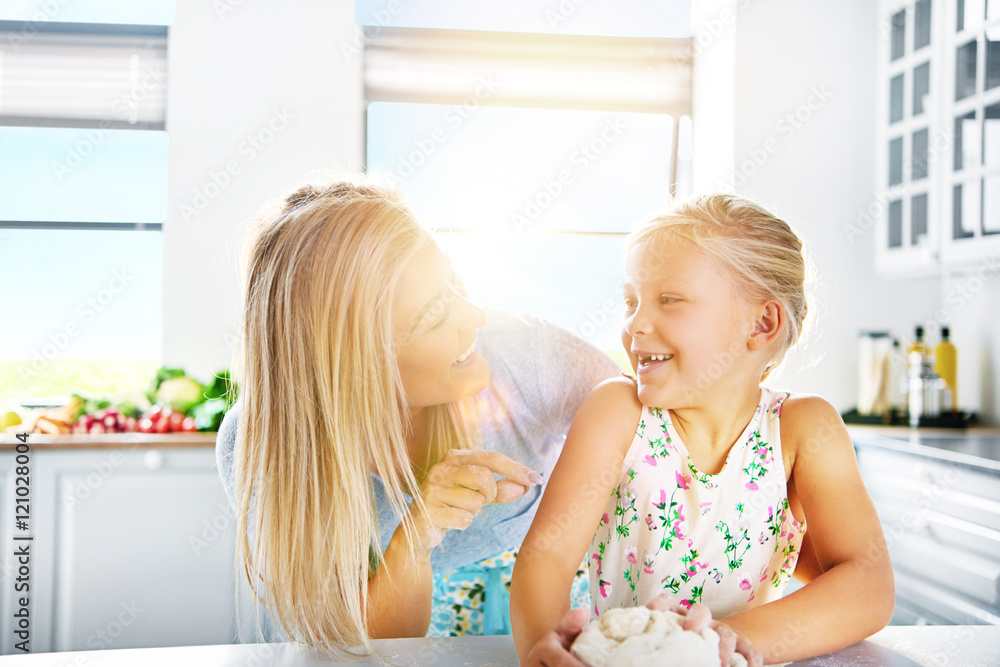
[627,193,809,380]
[231,175,478,657]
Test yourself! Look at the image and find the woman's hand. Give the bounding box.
[410,449,544,551]
[645,594,763,667]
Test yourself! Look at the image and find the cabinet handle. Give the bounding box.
[144,450,164,470]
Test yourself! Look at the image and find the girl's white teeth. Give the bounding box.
[643,354,672,363]
[455,341,476,363]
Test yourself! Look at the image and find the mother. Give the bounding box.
[215,176,620,656]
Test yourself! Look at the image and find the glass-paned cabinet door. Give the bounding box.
[876,0,945,275]
[941,10,1000,264]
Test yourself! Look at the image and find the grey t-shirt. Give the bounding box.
[215,308,621,573]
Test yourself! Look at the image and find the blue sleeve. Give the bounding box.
[215,401,239,513]
[531,319,622,438]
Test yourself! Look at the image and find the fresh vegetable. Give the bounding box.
[155,377,205,414]
[72,407,133,434]
[1,412,22,430]
[137,404,200,434]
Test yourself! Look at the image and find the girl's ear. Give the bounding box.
[748,299,784,350]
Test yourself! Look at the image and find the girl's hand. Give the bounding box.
[645,594,763,667]
[409,449,544,551]
[520,607,589,667]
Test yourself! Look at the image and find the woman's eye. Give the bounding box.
[430,310,451,331]
[623,297,636,309]
[660,296,678,305]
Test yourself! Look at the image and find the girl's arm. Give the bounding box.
[720,395,894,663]
[511,378,642,663]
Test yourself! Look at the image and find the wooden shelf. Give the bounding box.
[0,431,217,451]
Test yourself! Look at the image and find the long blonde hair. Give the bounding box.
[231,176,478,657]
[628,193,810,380]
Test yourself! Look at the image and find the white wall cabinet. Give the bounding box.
[876,0,1000,276]
[0,445,254,655]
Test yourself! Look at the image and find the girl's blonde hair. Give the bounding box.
[627,193,809,380]
[231,175,478,657]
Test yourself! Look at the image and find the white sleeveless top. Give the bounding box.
[588,386,806,619]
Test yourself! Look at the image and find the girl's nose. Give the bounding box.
[625,305,650,338]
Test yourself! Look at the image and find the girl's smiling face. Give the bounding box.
[394,242,490,410]
[621,238,759,408]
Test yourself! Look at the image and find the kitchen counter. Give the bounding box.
[847,425,1000,471]
[2,626,998,666]
[849,425,1000,626]
[0,431,217,451]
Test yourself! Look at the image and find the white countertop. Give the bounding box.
[2,626,998,666]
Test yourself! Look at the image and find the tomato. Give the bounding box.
[160,406,175,420]
[137,418,154,433]
[181,416,197,432]
[155,418,171,434]
[168,411,185,431]
[148,405,163,422]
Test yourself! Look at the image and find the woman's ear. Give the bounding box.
[748,299,784,350]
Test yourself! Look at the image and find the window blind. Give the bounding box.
[0,23,167,130]
[364,27,691,116]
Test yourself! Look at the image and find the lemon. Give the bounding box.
[1,411,22,430]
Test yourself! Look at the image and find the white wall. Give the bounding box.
[161,0,999,424]
[164,0,364,384]
[944,274,1000,424]
[693,0,951,416]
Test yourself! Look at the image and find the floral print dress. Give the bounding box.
[589,386,806,619]
[427,548,592,636]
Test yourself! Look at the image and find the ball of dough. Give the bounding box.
[570,607,749,667]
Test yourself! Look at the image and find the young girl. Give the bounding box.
[511,194,894,665]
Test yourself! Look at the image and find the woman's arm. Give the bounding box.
[720,395,894,663]
[367,521,435,638]
[367,450,543,638]
[511,378,642,663]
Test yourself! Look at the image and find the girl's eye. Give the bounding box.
[660,296,678,305]
[624,297,636,309]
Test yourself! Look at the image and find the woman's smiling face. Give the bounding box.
[394,242,490,409]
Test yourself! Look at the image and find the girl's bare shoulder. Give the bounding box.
[566,375,644,458]
[778,393,852,468]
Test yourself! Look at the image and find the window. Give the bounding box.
[361,4,692,353]
[0,10,171,400]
